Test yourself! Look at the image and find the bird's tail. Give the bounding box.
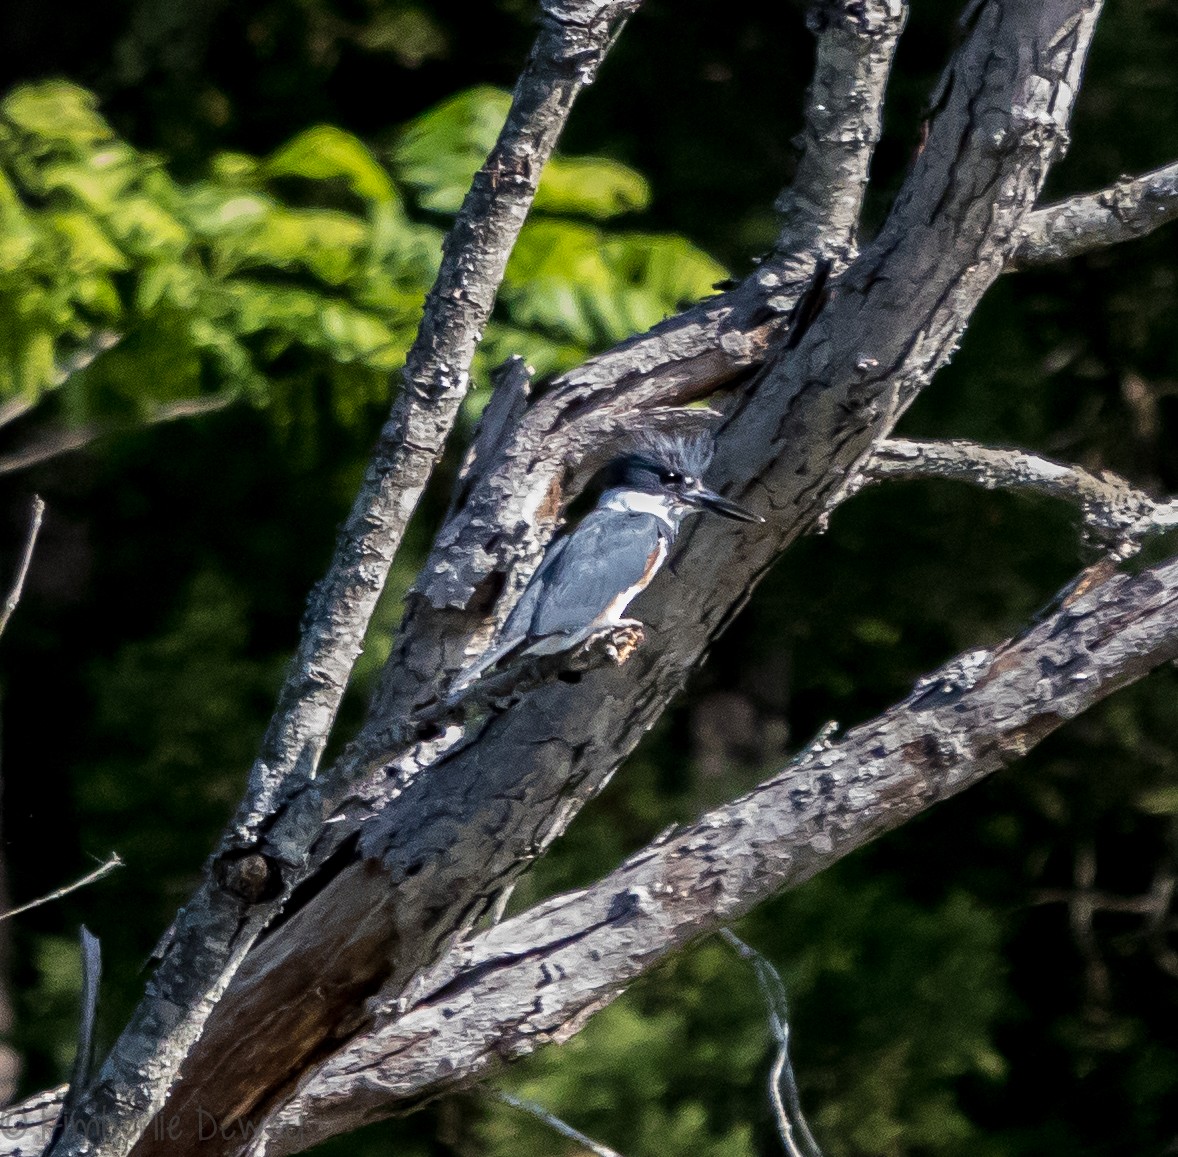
[449,634,523,694]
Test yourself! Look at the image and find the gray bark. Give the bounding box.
[47,5,638,1156]
[25,1,1178,1156]
[1013,159,1178,266]
[860,438,1178,556]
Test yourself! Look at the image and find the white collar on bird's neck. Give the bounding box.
[601,487,682,529]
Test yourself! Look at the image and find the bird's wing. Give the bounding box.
[528,510,666,640]
[498,532,571,644]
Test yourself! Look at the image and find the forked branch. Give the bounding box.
[229,548,1178,1157]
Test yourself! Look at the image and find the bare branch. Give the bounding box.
[0,396,233,478]
[248,548,1178,1155]
[1012,159,1178,267]
[0,495,44,638]
[858,437,1178,555]
[495,1092,627,1157]
[774,0,907,274]
[0,331,120,431]
[54,8,644,1157]
[56,929,102,1144]
[719,930,823,1157]
[0,854,122,923]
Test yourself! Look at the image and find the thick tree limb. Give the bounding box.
[52,7,639,1157]
[134,8,1106,1154]
[1012,159,1178,267]
[237,549,1178,1156]
[859,437,1178,554]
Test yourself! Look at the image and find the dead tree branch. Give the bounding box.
[719,930,823,1157]
[108,9,1110,1156]
[0,396,234,478]
[858,438,1178,555]
[1012,159,1178,267]
[0,854,122,923]
[774,0,907,277]
[494,1092,627,1157]
[230,548,1178,1156]
[51,6,640,1156]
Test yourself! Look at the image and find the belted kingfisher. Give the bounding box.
[453,432,763,691]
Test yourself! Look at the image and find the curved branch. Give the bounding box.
[859,437,1178,554]
[0,495,44,638]
[246,550,1178,1156]
[1011,159,1178,267]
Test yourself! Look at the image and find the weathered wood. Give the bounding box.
[117,5,1109,1155]
[1013,158,1178,267]
[49,5,641,1156]
[252,548,1178,1154]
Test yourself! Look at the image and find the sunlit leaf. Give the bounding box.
[264,125,397,204]
[393,85,511,213]
[535,155,651,219]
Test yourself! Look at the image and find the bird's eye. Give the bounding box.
[661,469,683,485]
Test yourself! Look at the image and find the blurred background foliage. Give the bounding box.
[0,1,1176,1155]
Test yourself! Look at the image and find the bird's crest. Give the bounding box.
[631,431,715,478]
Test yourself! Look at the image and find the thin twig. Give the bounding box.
[495,1091,627,1157]
[855,438,1178,557]
[0,496,45,638]
[1012,160,1178,267]
[0,854,123,923]
[0,332,120,432]
[55,928,103,1144]
[0,395,235,478]
[719,930,824,1157]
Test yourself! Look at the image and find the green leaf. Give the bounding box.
[48,210,129,273]
[1,81,112,146]
[1136,784,1178,815]
[264,125,397,204]
[215,206,367,285]
[393,86,511,213]
[535,155,651,219]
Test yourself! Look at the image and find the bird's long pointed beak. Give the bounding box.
[685,485,765,523]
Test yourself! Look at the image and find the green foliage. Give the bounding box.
[0,81,725,447]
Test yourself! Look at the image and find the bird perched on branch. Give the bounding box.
[452,432,763,692]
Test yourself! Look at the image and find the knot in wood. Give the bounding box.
[217,850,281,903]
